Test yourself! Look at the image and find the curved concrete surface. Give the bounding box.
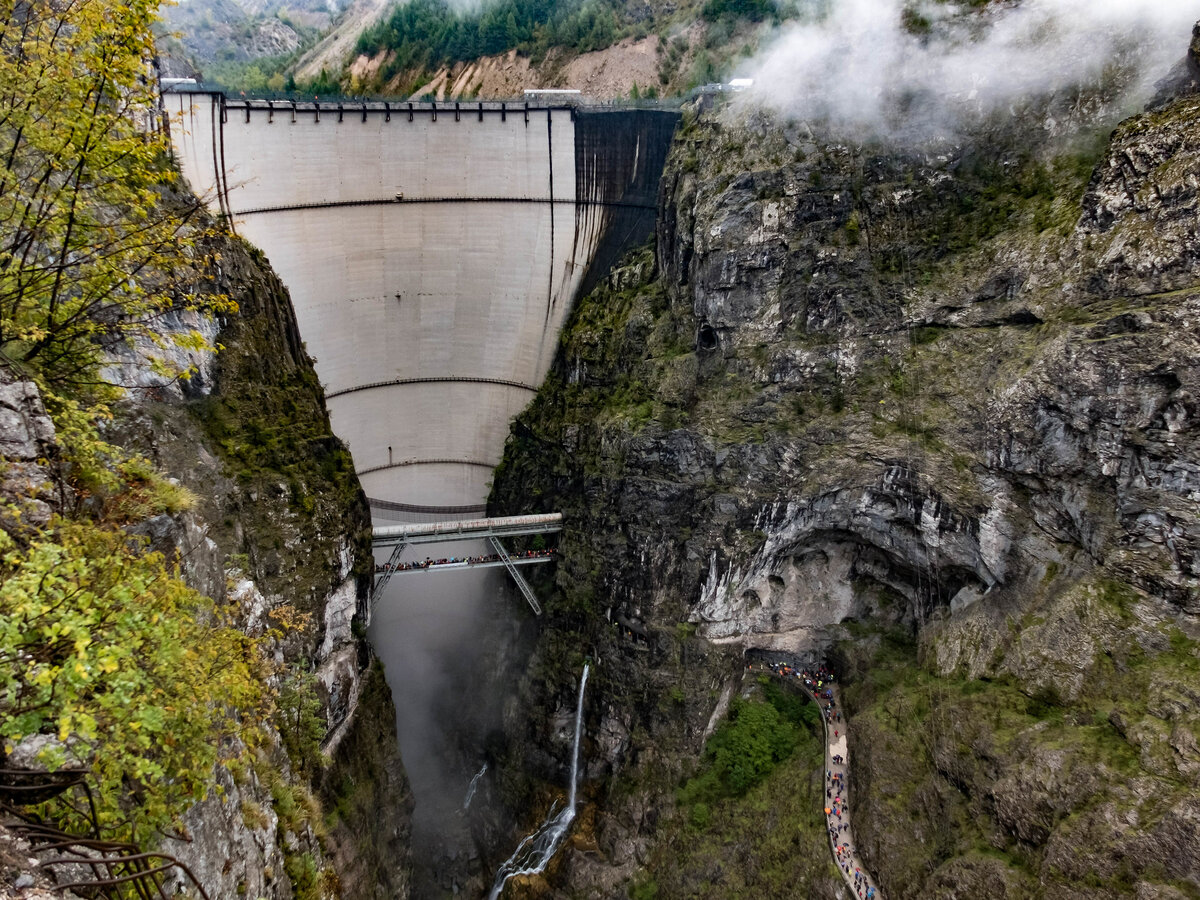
[167,92,677,511]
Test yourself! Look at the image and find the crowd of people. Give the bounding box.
[835,837,877,900]
[374,547,557,572]
[827,768,870,889]
[757,660,841,723]
[750,657,882,900]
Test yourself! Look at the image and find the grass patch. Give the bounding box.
[633,679,834,898]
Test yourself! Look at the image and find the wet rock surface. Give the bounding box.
[0,371,58,529]
[0,824,69,900]
[85,228,412,898]
[485,32,1200,900]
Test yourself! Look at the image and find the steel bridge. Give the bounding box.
[372,513,563,614]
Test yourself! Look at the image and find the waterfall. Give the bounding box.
[487,663,589,900]
[567,664,588,809]
[463,763,488,811]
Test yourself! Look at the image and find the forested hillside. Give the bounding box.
[166,0,806,98]
[348,0,779,94]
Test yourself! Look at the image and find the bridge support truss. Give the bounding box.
[371,513,562,615]
[373,541,410,596]
[487,536,542,615]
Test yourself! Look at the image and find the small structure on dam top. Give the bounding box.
[164,87,679,518]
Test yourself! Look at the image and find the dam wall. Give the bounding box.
[167,92,678,513]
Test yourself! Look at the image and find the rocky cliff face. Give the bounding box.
[485,31,1200,900]
[0,223,413,897]
[111,234,414,899]
[158,0,343,71]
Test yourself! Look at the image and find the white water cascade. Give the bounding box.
[487,663,590,900]
[463,763,488,811]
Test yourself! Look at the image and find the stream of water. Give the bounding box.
[487,663,590,900]
[463,763,488,811]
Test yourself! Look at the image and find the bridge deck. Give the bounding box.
[377,556,554,575]
[372,513,562,546]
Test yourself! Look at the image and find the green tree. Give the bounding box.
[0,0,269,848]
[275,670,326,778]
[0,520,268,844]
[701,0,773,23]
[679,696,800,804]
[0,0,233,394]
[708,699,796,794]
[239,63,268,93]
[480,8,508,54]
[504,9,521,46]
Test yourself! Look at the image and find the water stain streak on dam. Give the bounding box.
[169,92,678,513]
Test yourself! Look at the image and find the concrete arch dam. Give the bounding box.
[168,92,679,514]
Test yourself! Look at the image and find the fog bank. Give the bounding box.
[738,0,1198,141]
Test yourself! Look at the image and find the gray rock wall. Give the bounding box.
[485,37,1200,900]
[103,226,413,899]
[0,370,58,528]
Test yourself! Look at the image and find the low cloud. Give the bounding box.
[737,0,1199,142]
